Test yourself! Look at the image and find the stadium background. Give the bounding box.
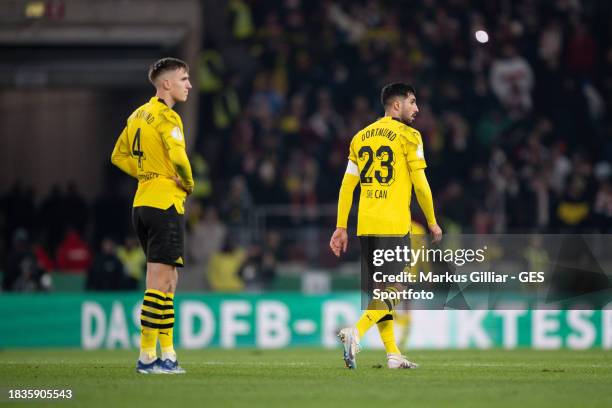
[1,0,612,352]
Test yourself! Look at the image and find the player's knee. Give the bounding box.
[146,263,176,292]
[145,276,168,292]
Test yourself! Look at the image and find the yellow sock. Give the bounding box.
[355,300,387,337]
[355,287,401,337]
[376,314,401,354]
[140,289,166,360]
[159,292,175,359]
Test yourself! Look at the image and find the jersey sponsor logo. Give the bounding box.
[171,127,183,141]
[138,172,159,182]
[416,145,424,159]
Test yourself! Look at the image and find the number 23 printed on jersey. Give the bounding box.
[358,145,395,186]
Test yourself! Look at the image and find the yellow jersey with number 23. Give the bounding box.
[348,116,427,236]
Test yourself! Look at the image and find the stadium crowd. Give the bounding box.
[2,0,612,291]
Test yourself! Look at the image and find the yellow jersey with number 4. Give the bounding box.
[348,116,426,236]
[111,97,194,214]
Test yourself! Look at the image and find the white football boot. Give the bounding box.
[387,353,419,369]
[338,327,361,369]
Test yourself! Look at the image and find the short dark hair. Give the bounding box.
[148,57,189,84]
[381,82,416,108]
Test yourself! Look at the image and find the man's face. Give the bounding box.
[162,67,192,103]
[399,93,419,124]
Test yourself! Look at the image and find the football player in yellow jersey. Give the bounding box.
[111,57,194,374]
[329,83,442,369]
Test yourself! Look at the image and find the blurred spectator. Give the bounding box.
[549,142,572,195]
[555,175,592,231]
[188,206,227,267]
[56,228,92,273]
[308,88,344,144]
[239,231,279,290]
[490,44,534,118]
[191,153,214,202]
[2,228,49,292]
[252,158,288,204]
[221,175,253,227]
[538,18,563,67]
[86,238,130,291]
[207,237,246,291]
[228,0,255,40]
[250,71,284,117]
[279,93,308,136]
[116,236,146,290]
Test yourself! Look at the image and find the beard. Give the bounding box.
[401,115,415,125]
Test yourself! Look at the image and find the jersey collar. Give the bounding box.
[150,96,168,106]
[379,115,406,124]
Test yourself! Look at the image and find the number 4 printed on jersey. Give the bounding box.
[131,128,145,170]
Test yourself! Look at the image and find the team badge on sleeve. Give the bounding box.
[171,127,183,141]
[417,145,424,159]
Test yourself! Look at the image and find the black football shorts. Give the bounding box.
[132,205,184,267]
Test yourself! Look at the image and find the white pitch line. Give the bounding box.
[3,361,610,368]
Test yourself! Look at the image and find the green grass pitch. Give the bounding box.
[1,349,611,407]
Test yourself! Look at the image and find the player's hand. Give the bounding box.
[172,176,193,195]
[330,227,348,258]
[429,223,443,244]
